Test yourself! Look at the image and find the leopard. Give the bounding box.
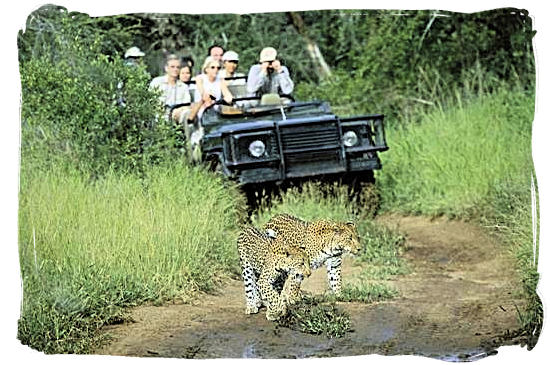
[237,226,312,321]
[263,213,361,302]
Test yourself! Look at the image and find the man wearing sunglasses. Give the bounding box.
[246,47,294,98]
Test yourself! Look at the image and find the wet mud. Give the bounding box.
[95,215,528,360]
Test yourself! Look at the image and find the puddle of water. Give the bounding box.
[242,341,257,358]
[435,349,498,362]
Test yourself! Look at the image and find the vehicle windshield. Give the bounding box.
[201,99,332,127]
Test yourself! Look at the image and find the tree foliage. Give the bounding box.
[17,5,535,172]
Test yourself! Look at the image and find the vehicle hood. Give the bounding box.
[205,114,338,138]
[210,120,275,137]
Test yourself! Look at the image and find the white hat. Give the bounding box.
[222,50,239,62]
[125,46,145,58]
[259,47,277,63]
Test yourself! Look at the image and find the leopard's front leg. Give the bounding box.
[258,271,287,321]
[325,256,343,294]
[280,276,303,305]
[241,263,261,314]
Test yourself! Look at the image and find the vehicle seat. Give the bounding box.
[260,93,282,105]
[228,84,248,99]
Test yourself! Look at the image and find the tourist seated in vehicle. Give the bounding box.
[246,47,294,99]
[179,63,197,102]
[181,56,195,70]
[218,50,247,101]
[188,56,234,121]
[149,54,192,123]
[219,51,246,85]
[124,46,145,67]
[208,44,225,63]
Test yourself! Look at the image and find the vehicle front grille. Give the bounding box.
[280,123,340,152]
[279,121,345,177]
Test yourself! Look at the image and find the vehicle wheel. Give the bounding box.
[357,181,380,219]
[346,172,379,218]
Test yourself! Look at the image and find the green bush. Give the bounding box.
[19,7,175,175]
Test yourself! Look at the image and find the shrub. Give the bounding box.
[19,7,175,175]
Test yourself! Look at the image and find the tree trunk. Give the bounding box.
[288,12,332,78]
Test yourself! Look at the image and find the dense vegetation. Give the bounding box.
[17,5,539,354]
[19,6,535,123]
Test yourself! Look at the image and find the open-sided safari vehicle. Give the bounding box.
[173,77,389,205]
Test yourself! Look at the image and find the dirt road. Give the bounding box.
[95,215,528,360]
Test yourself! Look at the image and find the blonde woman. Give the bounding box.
[189,56,233,120]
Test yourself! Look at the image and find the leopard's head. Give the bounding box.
[311,220,361,256]
[283,246,311,281]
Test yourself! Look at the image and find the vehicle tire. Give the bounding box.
[357,181,380,219]
[345,171,379,218]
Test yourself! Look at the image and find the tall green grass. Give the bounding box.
[18,163,244,353]
[480,178,541,349]
[377,89,534,217]
[253,182,357,225]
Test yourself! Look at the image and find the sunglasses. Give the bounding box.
[226,60,238,64]
[209,65,221,70]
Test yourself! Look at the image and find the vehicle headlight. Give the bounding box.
[343,131,359,147]
[248,140,266,157]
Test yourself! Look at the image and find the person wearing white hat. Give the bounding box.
[246,47,294,97]
[124,46,145,67]
[219,50,246,86]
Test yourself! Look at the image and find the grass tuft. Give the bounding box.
[277,295,352,338]
[327,283,398,303]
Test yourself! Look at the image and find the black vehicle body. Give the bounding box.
[198,95,388,187]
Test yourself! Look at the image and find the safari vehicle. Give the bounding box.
[173,77,389,204]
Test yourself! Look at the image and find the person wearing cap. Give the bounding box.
[117,46,148,107]
[219,50,246,86]
[246,47,294,97]
[124,46,145,67]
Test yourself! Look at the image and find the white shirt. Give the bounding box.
[219,70,246,86]
[194,74,223,102]
[149,75,190,106]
